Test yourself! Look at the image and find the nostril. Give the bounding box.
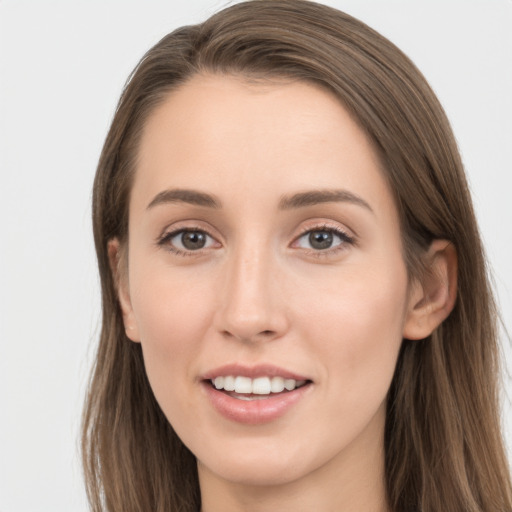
[221,329,277,342]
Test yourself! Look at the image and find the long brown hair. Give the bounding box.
[82,1,512,510]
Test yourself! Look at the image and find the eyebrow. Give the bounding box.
[278,189,374,213]
[146,188,222,210]
[146,187,373,214]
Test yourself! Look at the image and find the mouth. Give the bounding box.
[208,375,310,401]
[201,364,313,423]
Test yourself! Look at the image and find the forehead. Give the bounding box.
[132,73,394,217]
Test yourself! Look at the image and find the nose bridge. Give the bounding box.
[216,236,287,342]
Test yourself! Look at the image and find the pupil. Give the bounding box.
[309,231,333,250]
[182,231,206,250]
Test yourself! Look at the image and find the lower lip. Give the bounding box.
[202,382,311,425]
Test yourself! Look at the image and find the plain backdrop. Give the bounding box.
[1,1,511,510]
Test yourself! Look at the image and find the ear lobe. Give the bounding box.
[402,240,457,340]
[107,239,141,343]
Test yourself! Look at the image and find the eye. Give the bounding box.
[159,228,218,253]
[293,227,354,251]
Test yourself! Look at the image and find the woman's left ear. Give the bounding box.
[402,239,458,340]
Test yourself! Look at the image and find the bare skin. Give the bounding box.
[111,74,457,512]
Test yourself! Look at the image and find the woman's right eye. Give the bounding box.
[159,229,218,254]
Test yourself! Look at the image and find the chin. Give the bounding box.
[194,433,330,488]
[200,455,310,487]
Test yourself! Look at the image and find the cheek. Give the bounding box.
[129,263,216,401]
[131,256,215,339]
[295,261,408,407]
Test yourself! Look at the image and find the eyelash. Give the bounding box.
[156,226,217,257]
[156,224,355,258]
[293,223,355,258]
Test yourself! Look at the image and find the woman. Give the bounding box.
[81,1,512,511]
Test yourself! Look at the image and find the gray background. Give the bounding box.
[1,1,510,510]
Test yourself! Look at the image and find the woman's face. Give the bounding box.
[119,74,419,489]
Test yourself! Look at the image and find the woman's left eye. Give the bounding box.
[159,229,217,253]
[293,227,354,252]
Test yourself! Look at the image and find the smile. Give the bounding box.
[201,366,313,424]
[211,375,308,398]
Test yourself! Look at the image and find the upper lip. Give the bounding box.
[201,363,311,382]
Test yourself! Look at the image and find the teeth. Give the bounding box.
[252,377,271,395]
[210,375,307,395]
[270,376,285,393]
[284,378,296,391]
[224,375,235,391]
[234,376,252,394]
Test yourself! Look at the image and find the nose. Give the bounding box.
[214,244,289,343]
